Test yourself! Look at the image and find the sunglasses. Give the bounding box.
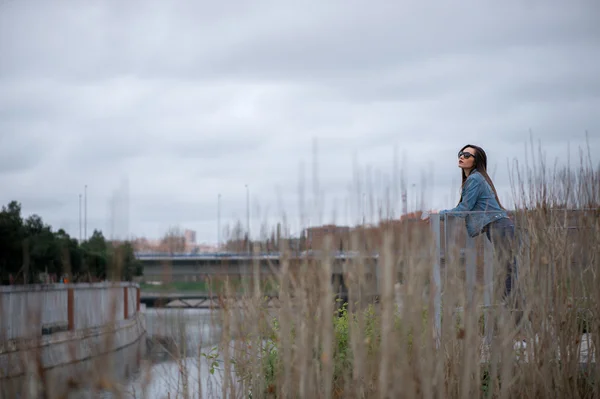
[458,151,475,159]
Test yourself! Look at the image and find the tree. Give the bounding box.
[0,201,24,283]
[160,226,186,254]
[58,232,84,279]
[269,231,276,252]
[23,214,62,280]
[299,230,307,251]
[112,241,143,281]
[224,221,246,252]
[276,223,282,248]
[81,230,109,280]
[0,200,142,285]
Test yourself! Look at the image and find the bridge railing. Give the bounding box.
[0,282,141,342]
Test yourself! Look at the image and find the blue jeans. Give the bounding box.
[483,217,518,306]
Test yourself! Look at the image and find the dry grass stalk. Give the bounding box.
[219,145,598,398]
[1,141,598,398]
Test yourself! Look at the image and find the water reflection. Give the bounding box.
[144,308,223,354]
[1,333,146,399]
[119,307,236,399]
[2,308,234,399]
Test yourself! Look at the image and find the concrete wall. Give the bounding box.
[0,286,70,340]
[0,282,141,340]
[0,282,145,385]
[0,319,146,398]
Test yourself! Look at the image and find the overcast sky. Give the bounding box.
[1,0,599,244]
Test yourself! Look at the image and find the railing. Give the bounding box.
[0,282,141,342]
[430,213,497,346]
[428,209,596,347]
[430,211,532,347]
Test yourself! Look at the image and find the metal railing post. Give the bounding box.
[443,217,448,286]
[124,286,129,320]
[465,233,476,309]
[483,238,494,345]
[431,213,442,348]
[67,287,75,331]
[137,286,141,312]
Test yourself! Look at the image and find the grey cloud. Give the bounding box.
[0,137,46,174]
[1,0,599,242]
[173,136,265,160]
[175,4,598,83]
[0,130,55,174]
[2,1,597,83]
[15,195,66,215]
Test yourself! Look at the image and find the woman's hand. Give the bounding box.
[421,210,439,221]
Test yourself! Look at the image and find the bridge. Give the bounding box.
[135,253,371,308]
[135,251,381,293]
[139,292,281,308]
[134,252,385,308]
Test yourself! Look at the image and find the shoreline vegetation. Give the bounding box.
[2,140,599,398]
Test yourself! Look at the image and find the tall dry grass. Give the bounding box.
[1,140,598,398]
[212,142,599,398]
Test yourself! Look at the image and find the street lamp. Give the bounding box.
[79,193,82,242]
[217,193,221,250]
[245,184,250,254]
[84,184,87,240]
[362,192,366,227]
[412,184,417,213]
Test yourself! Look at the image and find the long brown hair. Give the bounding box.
[458,144,505,210]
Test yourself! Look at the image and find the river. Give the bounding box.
[4,307,244,398]
[115,306,237,398]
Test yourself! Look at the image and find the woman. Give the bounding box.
[431,144,518,307]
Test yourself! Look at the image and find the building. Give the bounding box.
[184,229,196,246]
[304,224,351,251]
[131,237,162,253]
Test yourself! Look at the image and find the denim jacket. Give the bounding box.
[439,170,509,237]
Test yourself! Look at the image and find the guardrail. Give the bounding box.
[429,212,523,347]
[429,213,491,346]
[0,282,141,342]
[428,209,595,347]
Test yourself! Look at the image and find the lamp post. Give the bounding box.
[79,193,82,242]
[217,193,221,250]
[412,183,417,213]
[362,192,366,227]
[245,184,250,254]
[84,184,87,241]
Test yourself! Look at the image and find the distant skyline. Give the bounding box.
[1,1,599,242]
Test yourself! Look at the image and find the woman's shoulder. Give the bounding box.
[466,170,485,182]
